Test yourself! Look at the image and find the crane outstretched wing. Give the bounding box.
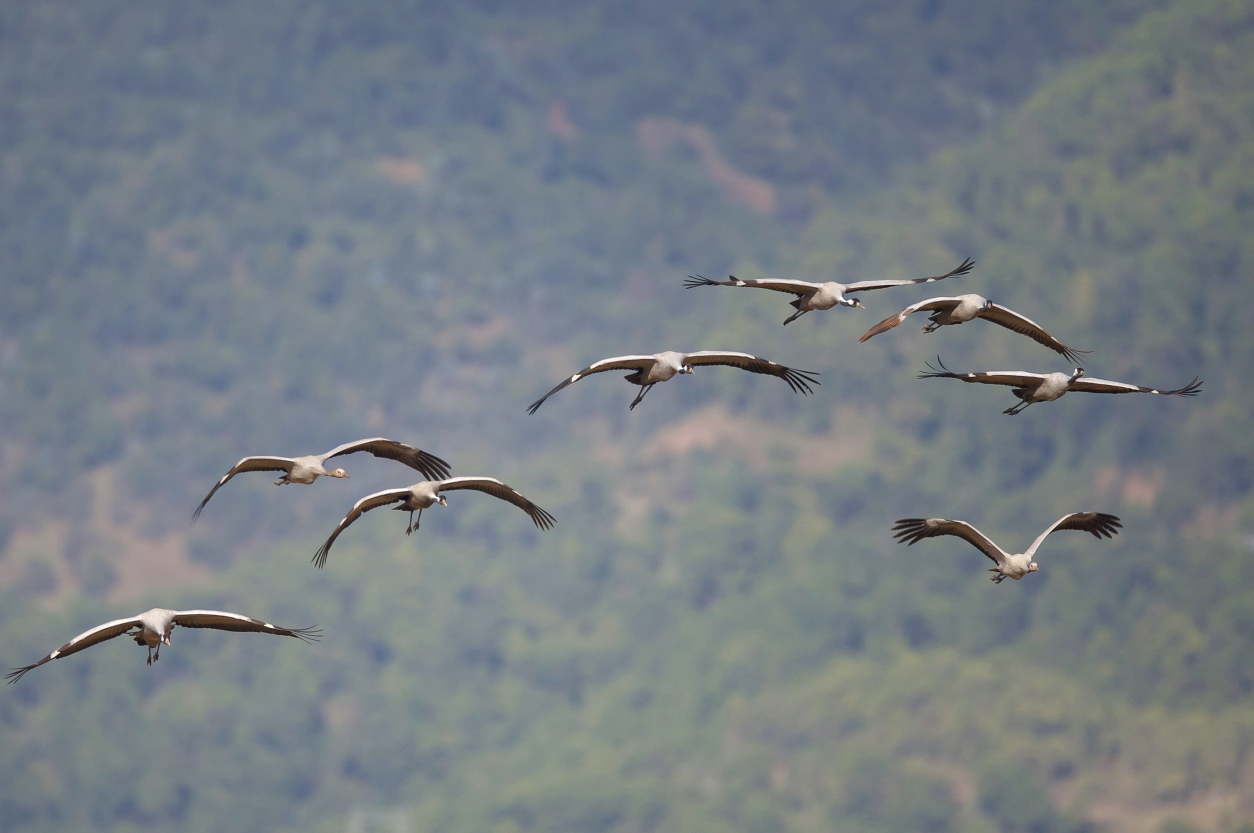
[322,438,451,480]
[6,616,144,683]
[844,258,974,293]
[859,297,962,342]
[917,357,1047,388]
[313,488,414,569]
[172,610,321,642]
[526,355,658,414]
[1068,376,1202,396]
[977,304,1090,364]
[684,275,819,297]
[681,351,820,395]
[892,518,1008,566]
[191,456,297,524]
[437,477,556,530]
[1024,513,1122,559]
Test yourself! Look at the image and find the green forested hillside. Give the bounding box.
[1,1,1252,832]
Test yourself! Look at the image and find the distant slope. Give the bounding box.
[792,0,1254,707]
[3,1,1254,833]
[0,0,1159,584]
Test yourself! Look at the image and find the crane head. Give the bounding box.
[437,495,448,506]
[1028,562,1039,573]
[331,468,349,478]
[844,298,865,309]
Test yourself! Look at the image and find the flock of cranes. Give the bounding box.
[7,257,1202,681]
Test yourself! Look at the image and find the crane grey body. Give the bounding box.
[278,455,348,485]
[526,350,819,413]
[684,258,974,325]
[192,438,451,522]
[919,357,1202,415]
[921,293,989,327]
[6,608,320,682]
[892,513,1122,583]
[314,477,556,568]
[859,294,1089,363]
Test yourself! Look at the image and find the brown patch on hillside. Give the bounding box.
[323,692,363,734]
[1186,504,1240,541]
[229,254,250,286]
[546,100,580,142]
[1093,467,1162,508]
[147,229,199,270]
[375,156,427,186]
[614,491,653,538]
[623,267,660,300]
[599,404,873,537]
[1122,472,1162,507]
[451,313,513,348]
[642,403,870,476]
[1046,752,1254,833]
[636,117,777,215]
[0,467,210,609]
[1086,788,1252,833]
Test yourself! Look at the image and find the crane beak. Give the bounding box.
[162,634,171,646]
[438,496,448,506]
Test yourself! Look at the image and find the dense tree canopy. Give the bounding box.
[0,0,1251,831]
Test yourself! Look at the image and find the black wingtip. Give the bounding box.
[918,355,952,379]
[929,257,975,281]
[890,518,929,546]
[683,274,718,289]
[5,666,33,684]
[532,507,558,530]
[419,451,453,481]
[782,367,821,395]
[1059,347,1094,365]
[290,626,323,643]
[1089,512,1123,538]
[1176,377,1204,397]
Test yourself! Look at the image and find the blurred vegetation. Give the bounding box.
[1,0,1253,831]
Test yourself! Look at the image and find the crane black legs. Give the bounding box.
[782,309,810,326]
[629,384,655,410]
[405,509,424,535]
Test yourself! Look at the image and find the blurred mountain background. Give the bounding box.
[1,0,1252,831]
